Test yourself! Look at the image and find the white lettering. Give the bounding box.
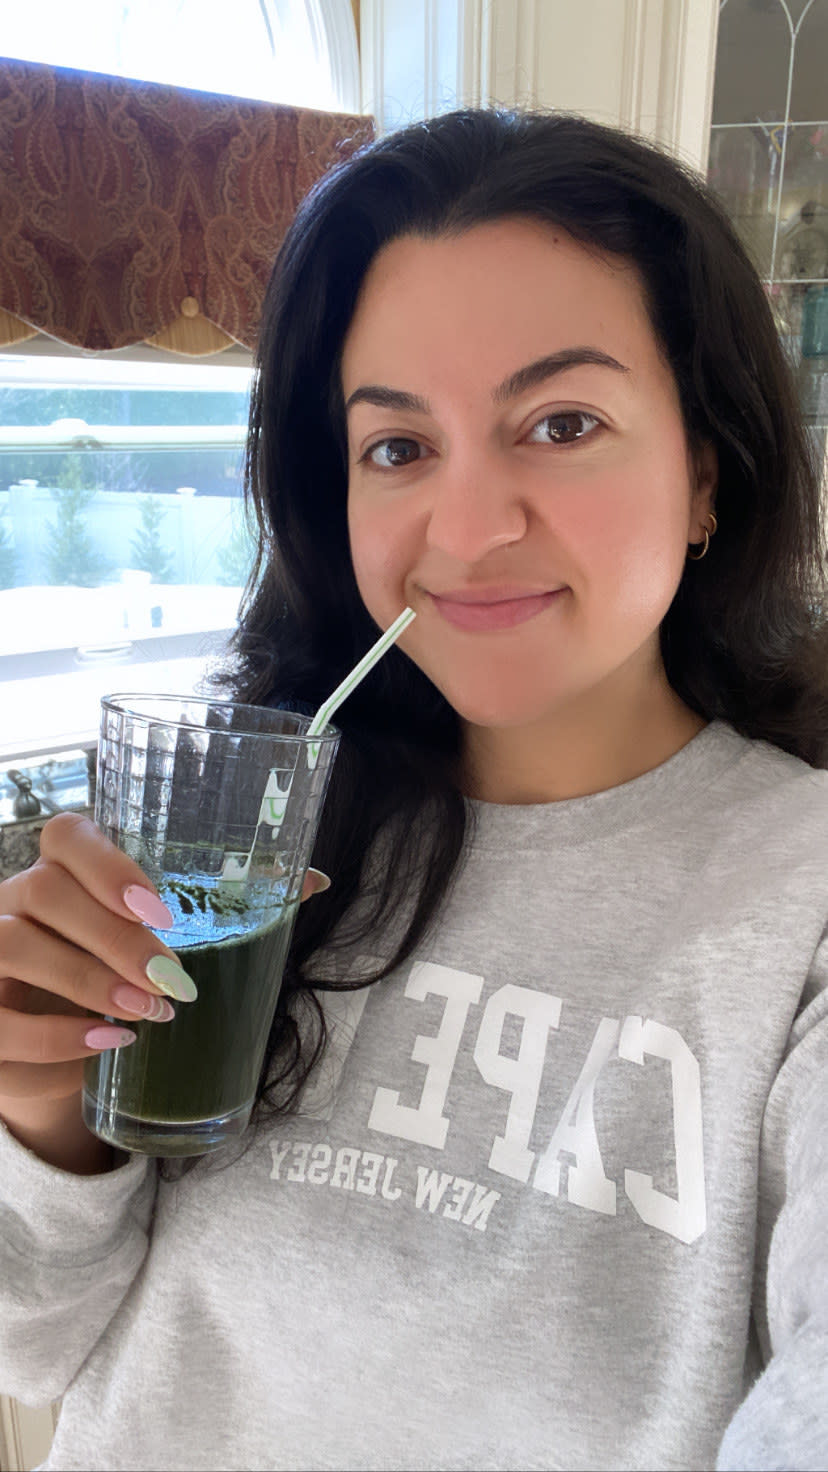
[268,1140,292,1180]
[414,1167,454,1213]
[441,1176,475,1221]
[368,962,483,1148]
[306,1143,332,1185]
[381,1157,402,1201]
[462,1183,501,1232]
[618,1016,706,1245]
[533,1017,619,1214]
[286,1142,311,1182]
[330,1146,361,1190]
[355,1151,384,1196]
[413,1168,501,1231]
[473,984,563,1181]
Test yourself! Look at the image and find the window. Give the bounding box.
[0,353,253,760]
[0,1,360,767]
[1,0,359,113]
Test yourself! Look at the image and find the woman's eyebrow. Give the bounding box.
[345,385,430,414]
[493,348,630,401]
[344,347,630,417]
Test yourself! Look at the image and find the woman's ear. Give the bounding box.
[692,440,719,524]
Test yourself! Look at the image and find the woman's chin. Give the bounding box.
[443,687,570,733]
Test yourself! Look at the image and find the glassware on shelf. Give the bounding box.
[707,123,781,278]
[798,284,828,424]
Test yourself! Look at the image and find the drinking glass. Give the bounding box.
[82,693,339,1156]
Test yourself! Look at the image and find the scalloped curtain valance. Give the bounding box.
[0,57,374,355]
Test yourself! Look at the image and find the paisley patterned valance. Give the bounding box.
[0,58,374,355]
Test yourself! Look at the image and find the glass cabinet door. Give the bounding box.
[708,0,828,436]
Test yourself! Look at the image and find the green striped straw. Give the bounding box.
[306,605,416,763]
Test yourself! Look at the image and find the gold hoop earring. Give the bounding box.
[687,510,718,561]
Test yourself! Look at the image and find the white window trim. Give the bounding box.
[314,0,361,112]
[361,0,720,173]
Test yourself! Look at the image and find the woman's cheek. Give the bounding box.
[347,503,399,622]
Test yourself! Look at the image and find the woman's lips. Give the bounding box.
[426,588,567,631]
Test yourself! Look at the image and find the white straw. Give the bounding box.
[222,607,417,879]
[307,606,416,738]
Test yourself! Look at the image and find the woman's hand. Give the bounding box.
[0,813,194,1170]
[0,815,332,1173]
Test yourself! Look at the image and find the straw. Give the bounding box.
[307,605,417,739]
[221,607,416,881]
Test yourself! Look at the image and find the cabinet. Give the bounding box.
[707,0,828,429]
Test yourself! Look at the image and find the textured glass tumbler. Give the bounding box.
[82,694,339,1157]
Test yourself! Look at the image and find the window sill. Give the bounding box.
[0,810,93,879]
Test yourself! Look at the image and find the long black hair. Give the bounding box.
[221,107,828,1120]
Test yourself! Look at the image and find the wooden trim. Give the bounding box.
[668,0,719,172]
[459,0,490,108]
[485,0,540,109]
[0,1396,59,1472]
[359,0,384,127]
[0,310,37,349]
[619,0,666,138]
[145,313,239,357]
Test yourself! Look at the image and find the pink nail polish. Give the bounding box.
[84,1025,137,1050]
[111,983,175,1022]
[123,885,174,930]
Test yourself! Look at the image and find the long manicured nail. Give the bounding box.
[85,1025,137,1050]
[123,885,174,930]
[145,955,198,1002]
[112,983,175,1022]
[302,868,331,900]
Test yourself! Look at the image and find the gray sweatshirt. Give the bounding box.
[1,719,827,1471]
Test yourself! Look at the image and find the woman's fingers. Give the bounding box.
[38,813,173,928]
[0,1002,138,1067]
[2,862,194,1005]
[0,915,179,1022]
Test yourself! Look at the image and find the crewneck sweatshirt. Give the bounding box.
[1,719,827,1470]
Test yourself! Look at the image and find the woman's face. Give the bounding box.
[342,218,716,733]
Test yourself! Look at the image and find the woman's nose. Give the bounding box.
[423,459,527,563]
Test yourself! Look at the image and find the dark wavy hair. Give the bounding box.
[220,107,828,1122]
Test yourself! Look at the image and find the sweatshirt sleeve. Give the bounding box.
[0,1119,157,1406]
[717,972,828,1472]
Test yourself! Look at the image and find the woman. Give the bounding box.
[1,108,827,1471]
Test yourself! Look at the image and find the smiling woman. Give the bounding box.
[342,221,715,791]
[2,107,828,1472]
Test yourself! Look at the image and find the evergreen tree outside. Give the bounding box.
[216,504,257,588]
[46,454,111,587]
[130,494,173,582]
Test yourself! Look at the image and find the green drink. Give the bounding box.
[81,695,339,1157]
[84,889,299,1155]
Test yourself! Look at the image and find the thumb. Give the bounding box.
[300,868,332,902]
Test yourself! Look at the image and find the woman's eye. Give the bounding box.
[363,437,426,469]
[527,410,600,445]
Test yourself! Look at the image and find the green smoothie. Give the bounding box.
[83,896,298,1154]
